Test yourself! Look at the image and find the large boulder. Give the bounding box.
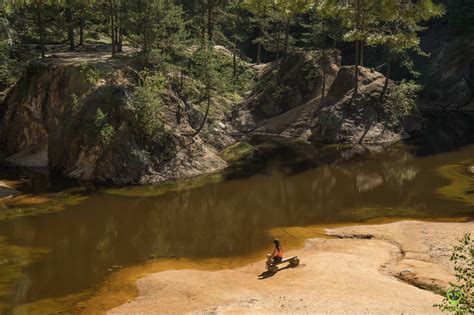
[49,85,226,185]
[311,66,411,144]
[0,59,94,166]
[232,50,340,136]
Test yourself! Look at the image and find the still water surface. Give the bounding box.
[0,113,473,312]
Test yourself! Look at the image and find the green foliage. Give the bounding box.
[0,7,22,87]
[124,0,188,65]
[386,80,421,124]
[435,233,473,314]
[219,141,256,163]
[70,93,84,113]
[0,41,15,86]
[78,63,100,84]
[128,73,166,142]
[94,108,115,146]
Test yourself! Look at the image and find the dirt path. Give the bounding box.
[110,220,472,314]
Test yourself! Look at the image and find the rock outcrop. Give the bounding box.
[0,58,227,184]
[0,59,94,166]
[233,52,414,144]
[232,50,340,138]
[311,67,411,144]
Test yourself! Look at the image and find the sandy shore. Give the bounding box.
[109,220,472,314]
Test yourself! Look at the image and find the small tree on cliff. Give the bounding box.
[273,0,313,56]
[335,0,379,96]
[242,0,273,64]
[189,42,223,137]
[305,0,339,106]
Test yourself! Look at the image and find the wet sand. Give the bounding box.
[109,220,472,314]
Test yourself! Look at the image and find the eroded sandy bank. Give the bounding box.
[109,220,472,314]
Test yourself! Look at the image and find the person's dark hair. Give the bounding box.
[273,239,281,249]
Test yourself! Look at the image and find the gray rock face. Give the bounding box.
[232,50,339,136]
[0,59,93,164]
[312,67,410,144]
[48,83,227,185]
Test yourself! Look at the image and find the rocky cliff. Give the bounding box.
[0,58,227,184]
[0,51,420,184]
[232,51,414,144]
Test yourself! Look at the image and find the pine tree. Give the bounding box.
[368,0,444,98]
[242,0,272,64]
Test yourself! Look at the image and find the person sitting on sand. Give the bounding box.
[266,239,283,265]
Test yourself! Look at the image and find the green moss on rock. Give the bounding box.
[219,142,256,163]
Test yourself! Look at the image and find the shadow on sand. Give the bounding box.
[258,265,293,280]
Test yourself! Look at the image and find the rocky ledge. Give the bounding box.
[0,58,227,185]
[232,51,416,144]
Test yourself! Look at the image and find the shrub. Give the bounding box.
[128,73,166,143]
[70,94,84,114]
[386,80,421,124]
[79,63,100,84]
[434,233,473,314]
[0,41,19,87]
[94,108,115,146]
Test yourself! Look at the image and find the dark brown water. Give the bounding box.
[0,113,473,313]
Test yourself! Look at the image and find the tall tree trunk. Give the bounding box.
[192,83,211,137]
[275,26,281,61]
[359,41,364,66]
[256,26,262,65]
[66,3,75,51]
[116,0,123,53]
[200,0,206,43]
[380,53,391,101]
[79,8,85,46]
[37,5,45,58]
[284,17,290,56]
[207,0,214,42]
[110,0,116,57]
[321,18,327,107]
[233,38,237,89]
[354,40,360,96]
[141,0,149,57]
[192,43,212,137]
[353,0,361,96]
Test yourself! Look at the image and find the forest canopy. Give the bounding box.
[0,0,471,93]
